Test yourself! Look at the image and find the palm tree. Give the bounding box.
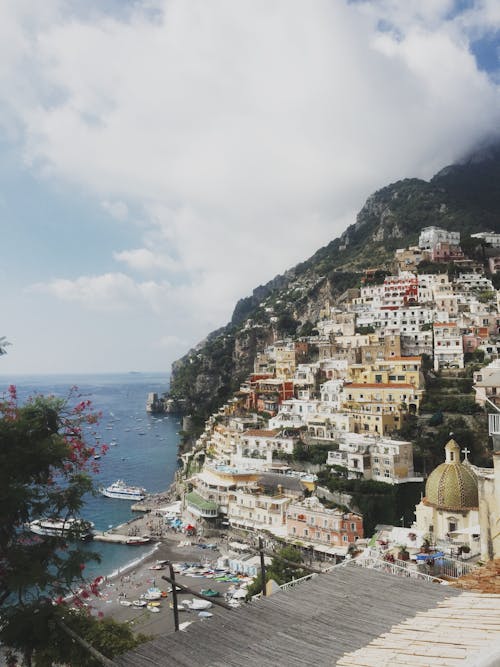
[0,337,11,356]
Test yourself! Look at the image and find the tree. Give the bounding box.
[0,387,141,665]
[246,545,306,597]
[0,336,11,356]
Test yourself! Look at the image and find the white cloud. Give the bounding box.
[113,247,179,273]
[101,200,129,221]
[1,0,500,371]
[29,272,172,313]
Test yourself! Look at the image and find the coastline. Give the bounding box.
[88,534,234,638]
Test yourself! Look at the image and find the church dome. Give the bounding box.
[424,439,478,510]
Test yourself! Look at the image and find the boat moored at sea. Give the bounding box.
[100,480,147,501]
[29,518,94,540]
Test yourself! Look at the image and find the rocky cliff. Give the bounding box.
[168,141,500,434]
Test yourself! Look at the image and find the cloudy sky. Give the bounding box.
[0,0,499,375]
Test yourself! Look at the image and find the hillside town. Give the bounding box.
[175,227,500,570]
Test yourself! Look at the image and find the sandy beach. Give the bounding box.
[87,534,241,638]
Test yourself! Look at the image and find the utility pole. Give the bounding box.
[259,536,267,597]
[166,562,179,632]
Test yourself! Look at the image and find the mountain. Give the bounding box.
[168,141,500,438]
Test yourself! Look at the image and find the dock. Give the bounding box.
[93,531,137,544]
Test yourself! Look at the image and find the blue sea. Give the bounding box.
[0,372,181,581]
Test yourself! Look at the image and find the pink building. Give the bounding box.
[287,496,363,554]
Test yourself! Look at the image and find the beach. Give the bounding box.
[88,533,241,638]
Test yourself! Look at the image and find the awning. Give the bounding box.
[311,544,348,556]
[449,525,480,536]
[415,552,445,561]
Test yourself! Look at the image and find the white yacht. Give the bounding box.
[100,479,147,501]
[29,518,94,539]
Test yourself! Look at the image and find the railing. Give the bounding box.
[279,573,317,591]
[252,572,317,599]
[338,553,444,584]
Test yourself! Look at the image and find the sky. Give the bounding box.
[0,0,499,375]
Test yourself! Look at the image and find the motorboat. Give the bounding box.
[125,536,151,546]
[200,589,220,597]
[100,480,146,501]
[182,599,212,610]
[29,518,94,540]
[143,587,162,601]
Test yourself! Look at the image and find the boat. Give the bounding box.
[100,480,146,501]
[200,589,220,597]
[125,536,151,546]
[132,600,147,607]
[119,600,132,607]
[143,587,162,601]
[29,518,94,540]
[147,606,160,613]
[182,599,212,610]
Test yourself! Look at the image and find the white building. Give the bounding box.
[471,231,500,248]
[227,487,292,537]
[455,273,494,293]
[433,322,464,370]
[418,226,460,250]
[326,433,421,484]
[473,360,500,409]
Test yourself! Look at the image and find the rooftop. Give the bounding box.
[114,566,500,667]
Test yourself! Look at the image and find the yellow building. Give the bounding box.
[347,356,423,389]
[275,345,296,379]
[342,382,423,415]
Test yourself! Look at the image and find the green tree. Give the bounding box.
[246,545,306,597]
[0,388,144,665]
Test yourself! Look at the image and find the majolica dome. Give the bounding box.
[425,439,478,510]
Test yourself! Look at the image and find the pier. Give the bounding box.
[92,531,145,544]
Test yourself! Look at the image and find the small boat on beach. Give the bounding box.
[200,589,220,598]
[182,599,212,611]
[143,587,162,601]
[100,480,146,501]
